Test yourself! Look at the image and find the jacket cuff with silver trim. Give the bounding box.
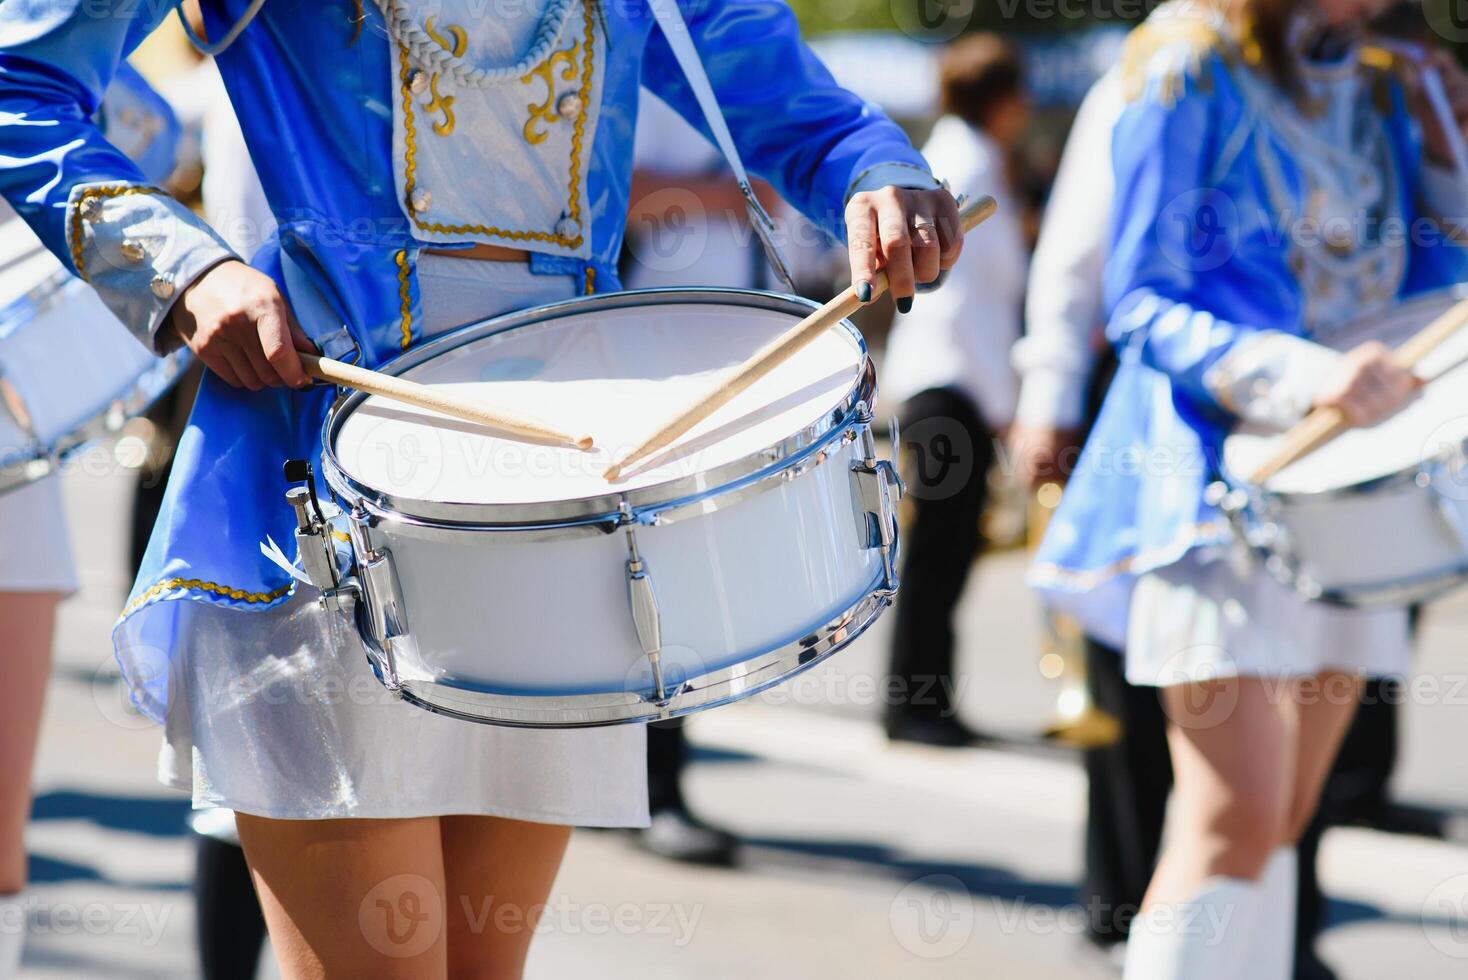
[843,162,943,201]
[67,183,239,353]
[1203,331,1341,429]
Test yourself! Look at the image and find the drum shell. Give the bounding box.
[0,238,185,488]
[357,426,883,696]
[1242,456,1468,605]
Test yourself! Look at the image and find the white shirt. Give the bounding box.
[157,61,274,259]
[881,116,1026,428]
[1012,69,1124,429]
[623,90,769,291]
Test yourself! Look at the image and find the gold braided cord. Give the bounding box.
[69,185,164,282]
[395,249,414,350]
[121,577,292,619]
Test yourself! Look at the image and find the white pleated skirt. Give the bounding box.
[157,256,648,826]
[1125,544,1411,688]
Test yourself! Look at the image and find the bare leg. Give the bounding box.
[441,815,572,980]
[235,814,448,980]
[1284,672,1362,844]
[0,592,62,895]
[1145,677,1294,910]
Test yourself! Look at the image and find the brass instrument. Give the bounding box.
[1030,482,1120,749]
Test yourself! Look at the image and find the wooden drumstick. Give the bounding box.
[301,352,594,451]
[1246,296,1468,484]
[603,195,999,482]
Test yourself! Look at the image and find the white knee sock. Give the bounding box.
[1250,847,1297,980]
[0,894,24,979]
[1122,877,1257,980]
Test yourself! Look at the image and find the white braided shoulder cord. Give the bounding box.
[371,0,579,88]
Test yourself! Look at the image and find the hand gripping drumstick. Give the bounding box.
[603,194,999,481]
[1246,296,1468,484]
[301,353,594,451]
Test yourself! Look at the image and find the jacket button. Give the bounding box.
[120,240,147,263]
[78,196,104,223]
[150,275,175,300]
[556,93,583,119]
[410,188,433,213]
[407,69,429,96]
[555,216,580,239]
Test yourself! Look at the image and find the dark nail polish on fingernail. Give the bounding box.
[896,296,913,315]
[856,280,872,303]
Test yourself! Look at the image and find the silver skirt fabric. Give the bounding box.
[157,256,648,825]
[1125,545,1411,688]
[0,475,76,593]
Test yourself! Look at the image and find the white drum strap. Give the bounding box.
[644,0,796,292]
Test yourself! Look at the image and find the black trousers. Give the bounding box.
[885,388,996,722]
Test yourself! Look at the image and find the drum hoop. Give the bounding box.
[321,287,875,528]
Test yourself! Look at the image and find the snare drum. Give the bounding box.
[0,220,187,492]
[1220,285,1468,606]
[300,288,902,727]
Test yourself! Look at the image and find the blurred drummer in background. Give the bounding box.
[880,34,1029,746]
[0,66,181,978]
[1030,0,1468,976]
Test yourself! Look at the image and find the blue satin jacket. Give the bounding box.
[1030,24,1468,646]
[0,0,934,720]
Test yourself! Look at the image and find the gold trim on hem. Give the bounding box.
[121,577,293,619]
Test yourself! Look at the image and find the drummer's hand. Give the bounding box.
[1008,423,1084,489]
[168,260,314,391]
[1313,341,1422,427]
[846,186,963,313]
[1413,49,1468,169]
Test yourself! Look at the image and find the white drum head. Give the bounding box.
[333,300,865,506]
[1224,287,1468,494]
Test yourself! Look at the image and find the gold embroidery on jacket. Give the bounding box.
[422,18,466,136]
[521,43,578,145]
[397,0,596,248]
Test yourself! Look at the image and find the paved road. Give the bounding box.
[16,459,1468,978]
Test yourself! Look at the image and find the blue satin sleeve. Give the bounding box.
[0,2,173,272]
[640,0,932,241]
[1103,62,1267,415]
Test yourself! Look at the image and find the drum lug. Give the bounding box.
[343,503,411,643]
[851,418,901,591]
[360,547,410,642]
[623,523,672,709]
